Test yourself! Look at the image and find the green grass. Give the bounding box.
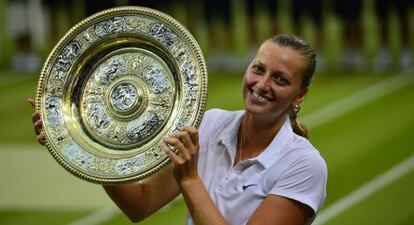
[0,74,38,144]
[312,81,414,205]
[102,200,187,225]
[1,71,413,225]
[0,210,91,225]
[300,73,386,116]
[324,170,414,225]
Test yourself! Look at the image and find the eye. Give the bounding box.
[273,75,290,86]
[251,65,264,75]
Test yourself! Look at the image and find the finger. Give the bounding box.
[160,141,184,164]
[27,98,36,108]
[169,131,186,139]
[32,111,41,123]
[169,131,192,148]
[37,131,47,145]
[34,119,43,135]
[180,132,195,152]
[182,126,199,145]
[163,137,190,160]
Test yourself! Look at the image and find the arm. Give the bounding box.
[179,177,229,225]
[28,98,181,222]
[247,195,313,225]
[161,127,230,225]
[103,163,180,222]
[247,149,327,225]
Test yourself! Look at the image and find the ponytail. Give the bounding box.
[290,118,309,139]
[289,107,309,139]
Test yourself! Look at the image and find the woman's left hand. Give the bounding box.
[160,126,200,185]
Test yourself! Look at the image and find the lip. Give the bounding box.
[249,88,274,104]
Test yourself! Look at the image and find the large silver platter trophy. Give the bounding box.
[36,7,207,184]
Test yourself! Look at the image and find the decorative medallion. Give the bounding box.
[36,6,207,184]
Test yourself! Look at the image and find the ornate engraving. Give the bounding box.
[86,102,110,130]
[110,83,139,111]
[151,96,171,108]
[55,41,81,71]
[95,17,126,37]
[45,96,63,129]
[81,52,174,147]
[127,112,160,141]
[97,57,125,85]
[149,23,177,48]
[38,7,207,184]
[89,158,116,174]
[64,144,93,169]
[125,16,149,32]
[182,61,198,91]
[141,64,170,93]
[116,155,146,175]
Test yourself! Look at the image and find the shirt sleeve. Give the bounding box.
[268,151,328,214]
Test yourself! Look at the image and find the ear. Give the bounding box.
[293,88,308,106]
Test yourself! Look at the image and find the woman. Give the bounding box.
[29,34,327,225]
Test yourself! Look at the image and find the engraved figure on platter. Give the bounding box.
[98,57,125,84]
[44,97,63,129]
[86,102,110,129]
[95,17,126,37]
[55,41,81,71]
[127,112,159,141]
[111,83,139,111]
[141,64,169,93]
[149,23,177,48]
[182,61,197,90]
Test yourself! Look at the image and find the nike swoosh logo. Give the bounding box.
[242,184,257,190]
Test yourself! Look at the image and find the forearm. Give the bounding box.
[179,178,229,225]
[103,183,149,222]
[102,164,181,222]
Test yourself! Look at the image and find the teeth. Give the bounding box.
[252,90,268,102]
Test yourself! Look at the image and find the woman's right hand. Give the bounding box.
[27,98,46,145]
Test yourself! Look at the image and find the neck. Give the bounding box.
[237,112,287,163]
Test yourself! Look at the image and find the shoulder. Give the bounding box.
[292,135,327,171]
[267,135,327,213]
[199,108,241,133]
[198,108,243,144]
[281,134,327,179]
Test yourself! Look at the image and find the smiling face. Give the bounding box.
[243,41,308,121]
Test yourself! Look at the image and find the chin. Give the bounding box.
[244,103,270,116]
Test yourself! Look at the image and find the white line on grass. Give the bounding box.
[302,68,414,128]
[313,154,414,225]
[67,68,414,225]
[67,207,118,225]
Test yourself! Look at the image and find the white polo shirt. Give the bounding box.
[187,109,327,225]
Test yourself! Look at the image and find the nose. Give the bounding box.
[255,75,271,92]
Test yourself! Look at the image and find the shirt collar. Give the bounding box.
[217,111,294,169]
[218,111,244,165]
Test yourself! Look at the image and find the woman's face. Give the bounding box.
[243,41,308,120]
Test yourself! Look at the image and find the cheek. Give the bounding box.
[242,73,252,95]
[277,89,300,105]
[243,72,256,87]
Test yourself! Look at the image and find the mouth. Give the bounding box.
[250,88,274,103]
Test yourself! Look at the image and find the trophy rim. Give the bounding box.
[35,6,207,184]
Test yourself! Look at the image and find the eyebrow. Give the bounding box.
[252,60,265,68]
